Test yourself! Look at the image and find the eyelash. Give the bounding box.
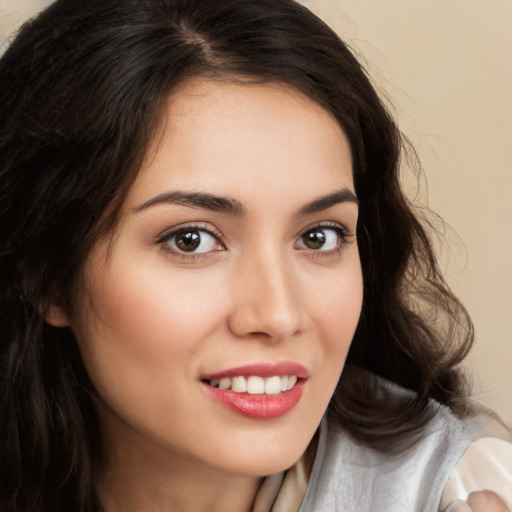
[155,222,354,261]
[297,222,354,258]
[156,223,224,261]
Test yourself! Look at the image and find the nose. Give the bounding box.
[227,247,303,341]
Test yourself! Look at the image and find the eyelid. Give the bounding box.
[298,220,354,239]
[295,221,355,253]
[155,222,225,260]
[155,222,223,245]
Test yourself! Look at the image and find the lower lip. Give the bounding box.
[202,380,305,419]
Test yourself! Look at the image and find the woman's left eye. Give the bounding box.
[158,227,223,255]
[296,226,349,252]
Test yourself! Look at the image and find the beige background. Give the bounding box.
[1,0,511,425]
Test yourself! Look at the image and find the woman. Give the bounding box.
[0,0,510,511]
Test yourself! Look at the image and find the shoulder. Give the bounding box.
[300,379,511,512]
[440,433,512,510]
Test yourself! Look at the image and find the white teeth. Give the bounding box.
[264,376,282,395]
[208,375,299,395]
[231,376,247,393]
[219,378,231,390]
[287,376,297,390]
[247,376,265,394]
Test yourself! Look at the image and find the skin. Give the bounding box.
[49,80,363,512]
[466,491,509,512]
[446,491,510,512]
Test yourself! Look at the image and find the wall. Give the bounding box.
[1,0,511,424]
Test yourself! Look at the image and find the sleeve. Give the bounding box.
[439,437,512,511]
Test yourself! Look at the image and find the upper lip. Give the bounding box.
[201,361,309,381]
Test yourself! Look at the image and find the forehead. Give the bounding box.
[128,78,354,209]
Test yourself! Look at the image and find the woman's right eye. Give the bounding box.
[158,227,224,255]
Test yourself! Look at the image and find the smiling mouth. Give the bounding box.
[202,375,306,419]
[204,375,299,395]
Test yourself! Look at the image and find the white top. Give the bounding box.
[252,385,512,511]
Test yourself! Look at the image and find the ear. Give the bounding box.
[44,303,71,328]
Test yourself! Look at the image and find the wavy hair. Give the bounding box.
[0,0,472,510]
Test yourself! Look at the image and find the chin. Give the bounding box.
[211,427,315,477]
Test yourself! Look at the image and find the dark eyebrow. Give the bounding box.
[134,191,246,216]
[134,188,357,217]
[296,189,358,217]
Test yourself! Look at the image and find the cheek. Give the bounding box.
[70,259,232,437]
[70,258,232,420]
[78,262,227,362]
[302,256,363,393]
[306,258,363,348]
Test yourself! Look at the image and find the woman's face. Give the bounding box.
[58,80,363,477]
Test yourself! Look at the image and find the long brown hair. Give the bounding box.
[0,0,472,510]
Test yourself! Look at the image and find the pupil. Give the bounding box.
[304,230,325,249]
[176,231,201,251]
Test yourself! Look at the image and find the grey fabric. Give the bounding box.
[299,382,509,512]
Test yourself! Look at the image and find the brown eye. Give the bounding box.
[175,230,201,252]
[297,226,346,252]
[302,229,327,249]
[164,228,220,253]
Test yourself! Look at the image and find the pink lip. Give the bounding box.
[202,380,305,419]
[201,361,309,380]
[201,362,308,420]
